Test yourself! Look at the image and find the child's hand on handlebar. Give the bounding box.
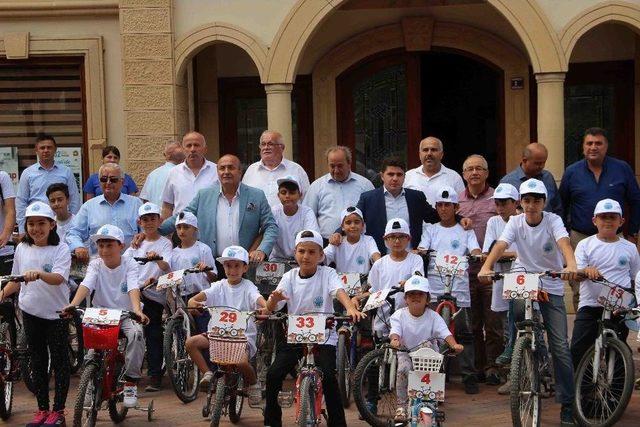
[350,296,361,310]
[187,298,205,309]
[390,337,401,349]
[23,270,41,283]
[478,269,495,284]
[582,266,602,281]
[346,307,366,322]
[135,310,150,325]
[452,343,464,354]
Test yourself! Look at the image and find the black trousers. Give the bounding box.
[142,298,165,377]
[264,342,346,427]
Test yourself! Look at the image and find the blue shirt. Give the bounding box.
[16,162,81,233]
[139,162,176,206]
[559,156,640,235]
[65,193,142,253]
[83,172,138,197]
[500,165,562,216]
[302,172,374,238]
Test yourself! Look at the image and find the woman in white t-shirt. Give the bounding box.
[3,201,71,426]
[0,170,16,275]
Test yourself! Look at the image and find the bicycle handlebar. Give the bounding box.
[58,306,143,323]
[133,255,163,264]
[0,275,25,285]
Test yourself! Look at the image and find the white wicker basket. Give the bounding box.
[409,347,444,372]
[208,334,248,365]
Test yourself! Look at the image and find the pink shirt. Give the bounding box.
[457,185,496,249]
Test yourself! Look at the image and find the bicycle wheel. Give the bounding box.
[73,363,102,427]
[353,347,397,427]
[108,354,129,423]
[298,375,317,427]
[228,374,244,424]
[17,330,36,395]
[68,312,84,375]
[210,376,226,427]
[164,317,199,403]
[510,335,541,427]
[574,337,635,427]
[337,332,351,408]
[0,324,13,420]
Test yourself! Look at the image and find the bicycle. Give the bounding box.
[63,306,154,427]
[573,277,638,427]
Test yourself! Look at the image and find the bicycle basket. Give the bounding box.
[83,324,120,351]
[409,347,444,372]
[208,334,248,365]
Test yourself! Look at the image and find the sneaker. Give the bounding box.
[464,376,479,394]
[394,407,407,422]
[560,404,575,426]
[476,372,486,383]
[145,376,162,392]
[486,372,501,386]
[248,383,262,406]
[495,347,513,366]
[199,371,214,391]
[42,410,65,427]
[26,410,49,427]
[123,383,138,408]
[497,380,511,395]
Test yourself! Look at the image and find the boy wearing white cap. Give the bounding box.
[480,178,578,425]
[417,185,481,394]
[264,229,364,427]
[571,199,640,367]
[390,274,463,420]
[324,206,380,274]
[65,224,149,409]
[269,175,319,261]
[185,245,266,393]
[123,202,171,392]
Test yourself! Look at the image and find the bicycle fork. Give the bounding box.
[378,347,397,392]
[592,311,617,385]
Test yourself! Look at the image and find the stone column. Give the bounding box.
[535,72,566,180]
[265,83,294,155]
[120,0,177,186]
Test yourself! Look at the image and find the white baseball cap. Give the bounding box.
[340,206,364,224]
[276,175,300,190]
[217,245,249,264]
[491,183,519,201]
[519,178,547,198]
[593,198,622,216]
[90,224,125,244]
[138,202,160,217]
[434,186,459,204]
[25,201,56,220]
[175,211,198,229]
[295,229,323,248]
[404,274,430,294]
[384,218,410,238]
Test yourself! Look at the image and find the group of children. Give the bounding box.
[4,171,640,427]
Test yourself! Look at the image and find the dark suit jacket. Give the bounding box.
[356,187,440,253]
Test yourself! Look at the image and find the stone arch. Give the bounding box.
[174,22,268,84]
[265,0,565,84]
[560,1,640,60]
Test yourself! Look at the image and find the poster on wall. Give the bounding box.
[0,147,19,191]
[55,147,83,195]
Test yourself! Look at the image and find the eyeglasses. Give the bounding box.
[99,176,120,183]
[259,141,283,149]
[385,234,408,241]
[463,166,487,172]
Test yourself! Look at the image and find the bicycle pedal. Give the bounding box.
[277,391,294,408]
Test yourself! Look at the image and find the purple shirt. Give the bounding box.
[457,185,496,249]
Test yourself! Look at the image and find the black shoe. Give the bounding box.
[464,377,479,394]
[560,404,575,426]
[476,372,486,383]
[145,376,162,392]
[486,372,501,386]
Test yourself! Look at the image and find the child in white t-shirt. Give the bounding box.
[4,202,71,426]
[571,199,640,368]
[417,185,481,394]
[65,224,150,409]
[269,175,319,261]
[264,230,364,427]
[46,182,74,242]
[123,202,172,392]
[324,206,380,274]
[185,246,266,393]
[389,275,463,420]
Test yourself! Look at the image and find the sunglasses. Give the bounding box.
[99,176,121,183]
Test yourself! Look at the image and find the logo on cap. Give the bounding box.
[496,187,503,193]
[392,221,401,229]
[32,204,40,211]
[527,181,537,189]
[441,190,449,198]
[101,228,110,235]
[604,202,613,209]
[144,204,152,211]
[411,278,421,285]
[227,249,236,257]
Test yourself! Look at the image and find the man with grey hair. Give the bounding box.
[405,136,465,206]
[161,131,217,218]
[66,162,142,262]
[139,140,185,206]
[303,145,374,239]
[242,130,310,207]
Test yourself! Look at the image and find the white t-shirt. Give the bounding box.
[270,204,319,261]
[55,214,74,243]
[390,307,451,350]
[274,266,343,346]
[418,223,479,308]
[368,253,424,336]
[499,212,569,296]
[324,235,379,274]
[0,171,16,257]
[242,158,311,207]
[483,215,518,312]
[162,160,218,214]
[124,236,173,305]
[170,241,217,295]
[12,242,71,319]
[575,236,640,309]
[82,255,140,311]
[404,164,464,207]
[203,278,262,357]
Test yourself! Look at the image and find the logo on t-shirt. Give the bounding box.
[42,263,52,273]
[542,241,553,253]
[618,256,629,267]
[191,257,200,266]
[120,282,128,294]
[313,296,324,308]
[450,239,460,250]
[356,256,365,265]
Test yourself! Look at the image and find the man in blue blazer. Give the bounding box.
[159,154,278,261]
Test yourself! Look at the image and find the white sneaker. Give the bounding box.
[123,383,138,408]
[199,371,214,391]
[248,383,262,405]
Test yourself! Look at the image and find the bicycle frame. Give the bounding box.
[84,346,125,403]
[294,344,324,424]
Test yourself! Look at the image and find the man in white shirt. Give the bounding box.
[161,131,217,218]
[139,141,185,206]
[405,136,465,206]
[241,130,310,207]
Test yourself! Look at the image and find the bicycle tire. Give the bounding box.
[298,375,316,427]
[68,312,84,375]
[164,317,199,403]
[510,335,541,427]
[210,375,226,427]
[574,337,635,427]
[353,347,397,427]
[73,363,101,427]
[337,332,351,408]
[228,374,244,424]
[0,323,13,420]
[108,354,129,423]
